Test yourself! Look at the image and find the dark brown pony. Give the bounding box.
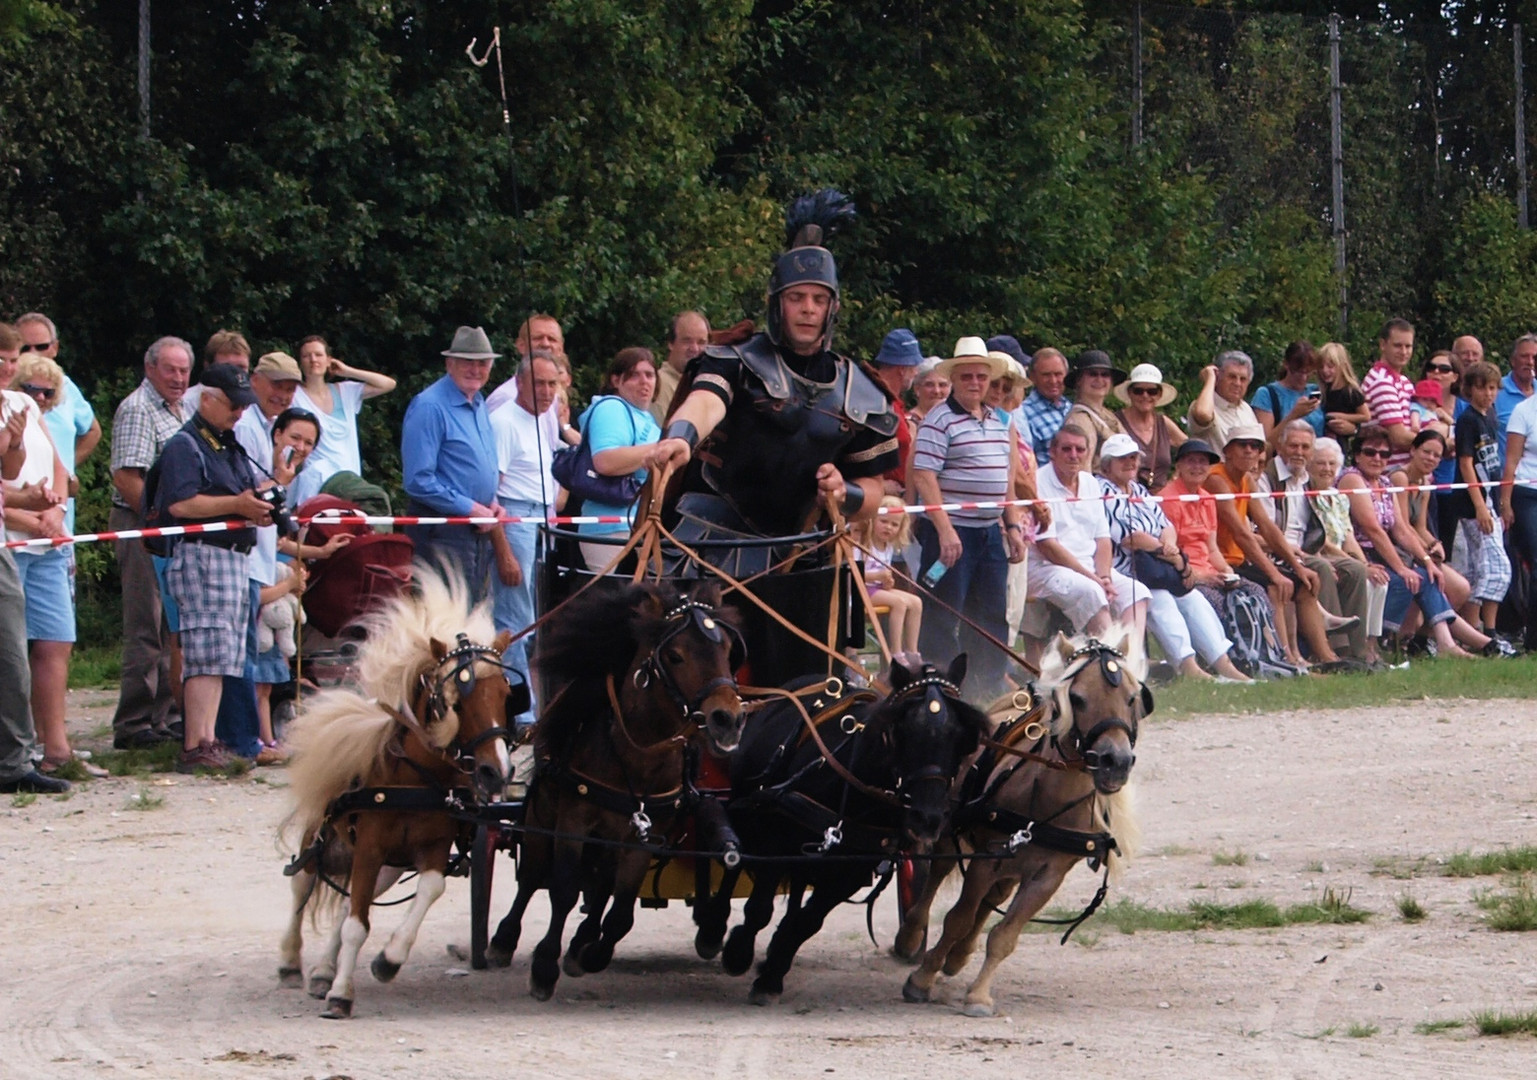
[487,580,746,1000]
[278,570,519,1019]
[896,631,1147,1017]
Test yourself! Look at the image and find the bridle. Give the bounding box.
[628,599,744,732]
[880,671,968,805]
[1051,640,1148,773]
[409,632,526,772]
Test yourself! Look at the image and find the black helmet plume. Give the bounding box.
[768,187,855,349]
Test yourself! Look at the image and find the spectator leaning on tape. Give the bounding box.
[151,365,274,772]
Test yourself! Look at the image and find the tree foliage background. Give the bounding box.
[5,0,1537,608]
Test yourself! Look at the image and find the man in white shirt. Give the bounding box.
[1025,422,1149,647]
[1186,350,1259,451]
[490,355,564,728]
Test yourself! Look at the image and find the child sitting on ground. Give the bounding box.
[855,497,924,668]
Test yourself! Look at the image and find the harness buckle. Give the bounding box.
[1007,824,1034,852]
[630,809,653,841]
[819,823,844,852]
[839,713,863,734]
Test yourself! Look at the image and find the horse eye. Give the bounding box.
[665,648,685,666]
[1068,692,1087,712]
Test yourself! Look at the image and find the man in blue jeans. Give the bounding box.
[489,354,565,728]
[911,337,1029,703]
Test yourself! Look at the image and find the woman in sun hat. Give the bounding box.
[1112,362,1187,491]
[1065,349,1128,472]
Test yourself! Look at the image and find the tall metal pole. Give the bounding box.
[1132,1,1143,148]
[1330,14,1347,336]
[1517,24,1529,229]
[138,0,151,138]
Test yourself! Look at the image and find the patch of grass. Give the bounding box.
[1303,860,1326,873]
[1444,847,1537,878]
[67,644,121,690]
[1397,893,1427,922]
[1042,889,1372,935]
[1154,844,1197,857]
[1285,886,1371,925]
[1297,1026,1337,1040]
[43,758,95,783]
[96,743,181,777]
[1473,875,1537,931]
[11,792,37,808]
[1372,855,1430,879]
[1212,849,1249,867]
[1472,1008,1537,1036]
[1414,1018,1465,1035]
[1156,654,1537,718]
[126,785,164,811]
[1345,1022,1380,1038]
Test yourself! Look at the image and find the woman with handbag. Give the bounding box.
[1098,434,1252,682]
[571,347,661,572]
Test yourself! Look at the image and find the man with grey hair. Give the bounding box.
[109,336,192,749]
[15,312,102,469]
[1452,335,1485,369]
[1187,350,1258,450]
[1497,333,1537,441]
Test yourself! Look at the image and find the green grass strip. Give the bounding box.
[1038,892,1372,934]
[1473,1008,1537,1036]
[1444,847,1537,877]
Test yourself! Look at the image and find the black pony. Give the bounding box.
[693,655,988,1004]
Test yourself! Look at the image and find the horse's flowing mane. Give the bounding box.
[279,565,495,850]
[353,564,497,709]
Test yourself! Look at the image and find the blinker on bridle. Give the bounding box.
[1054,639,1148,772]
[631,599,743,727]
[417,632,529,764]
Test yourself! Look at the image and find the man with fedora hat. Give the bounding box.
[912,336,1028,702]
[401,326,504,598]
[869,328,924,491]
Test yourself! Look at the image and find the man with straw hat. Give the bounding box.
[401,326,504,599]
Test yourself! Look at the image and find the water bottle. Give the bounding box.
[922,560,948,588]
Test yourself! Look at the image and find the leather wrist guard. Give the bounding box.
[665,420,700,451]
[841,479,866,515]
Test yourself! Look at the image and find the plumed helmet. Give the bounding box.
[766,189,856,349]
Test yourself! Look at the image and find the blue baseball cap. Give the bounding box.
[873,328,924,368]
[985,334,1031,370]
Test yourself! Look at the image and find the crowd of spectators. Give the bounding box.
[5,305,1537,790]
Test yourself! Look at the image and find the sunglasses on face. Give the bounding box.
[1358,447,1392,459]
[18,342,53,354]
[1128,385,1161,397]
[1427,364,1454,374]
[18,383,56,399]
[1083,370,1112,379]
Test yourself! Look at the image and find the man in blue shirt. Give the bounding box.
[1012,346,1072,465]
[1496,334,1537,450]
[402,326,503,598]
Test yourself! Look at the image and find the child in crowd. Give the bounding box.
[1451,362,1512,635]
[1316,341,1371,441]
[855,497,924,667]
[1410,378,1451,437]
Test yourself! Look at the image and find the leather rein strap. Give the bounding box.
[738,681,901,807]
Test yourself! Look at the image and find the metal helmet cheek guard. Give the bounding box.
[766,189,855,349]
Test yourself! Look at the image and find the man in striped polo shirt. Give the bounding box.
[1361,318,1420,471]
[911,337,1028,701]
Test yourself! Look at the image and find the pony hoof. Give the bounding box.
[694,931,724,961]
[321,996,353,1019]
[890,939,923,965]
[484,944,513,969]
[721,936,754,977]
[961,1001,996,1018]
[578,942,613,973]
[901,977,930,1004]
[307,975,333,999]
[529,979,555,1002]
[747,986,781,1007]
[278,966,304,989]
[371,953,402,983]
[561,951,587,979]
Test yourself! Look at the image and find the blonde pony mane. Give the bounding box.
[280,687,397,850]
[352,564,498,709]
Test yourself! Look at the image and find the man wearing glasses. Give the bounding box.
[15,313,101,471]
[401,326,503,599]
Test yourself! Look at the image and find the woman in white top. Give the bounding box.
[290,336,396,504]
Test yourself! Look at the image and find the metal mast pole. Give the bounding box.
[1330,14,1347,336]
[1518,24,1529,229]
[138,0,151,138]
[1132,1,1143,148]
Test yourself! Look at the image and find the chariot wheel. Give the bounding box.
[469,822,499,970]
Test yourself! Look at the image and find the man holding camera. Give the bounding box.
[152,365,272,772]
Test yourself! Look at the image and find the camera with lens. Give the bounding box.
[258,484,296,536]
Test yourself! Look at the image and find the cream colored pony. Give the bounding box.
[278,568,514,1018]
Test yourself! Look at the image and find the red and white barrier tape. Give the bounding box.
[5,479,1529,549]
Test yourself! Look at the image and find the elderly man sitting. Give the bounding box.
[1024,422,1149,654]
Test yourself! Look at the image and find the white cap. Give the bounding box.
[1099,433,1142,460]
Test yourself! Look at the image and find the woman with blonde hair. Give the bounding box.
[854,497,924,666]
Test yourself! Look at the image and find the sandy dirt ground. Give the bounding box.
[3,689,1535,1079]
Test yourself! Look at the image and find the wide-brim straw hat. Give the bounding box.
[1113,362,1178,408]
[442,325,501,360]
[935,336,1009,381]
[988,352,1032,389]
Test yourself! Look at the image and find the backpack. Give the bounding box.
[1217,586,1301,679]
[140,454,173,557]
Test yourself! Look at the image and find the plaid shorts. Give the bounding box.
[167,542,251,678]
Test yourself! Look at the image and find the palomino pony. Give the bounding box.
[896,631,1147,1017]
[278,569,521,1019]
[487,580,746,1000]
[693,655,990,1005]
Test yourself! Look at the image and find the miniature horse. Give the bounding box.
[278,570,520,1019]
[694,655,989,1005]
[487,580,746,1000]
[896,631,1147,1017]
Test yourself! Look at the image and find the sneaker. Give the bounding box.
[0,769,71,794]
[113,727,176,751]
[1482,636,1520,658]
[177,743,225,774]
[255,744,290,766]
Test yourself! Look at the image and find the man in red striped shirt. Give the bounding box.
[1360,318,1420,471]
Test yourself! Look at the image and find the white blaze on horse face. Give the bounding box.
[494,736,511,779]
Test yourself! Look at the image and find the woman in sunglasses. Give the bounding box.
[1338,423,1504,659]
[1111,363,1187,491]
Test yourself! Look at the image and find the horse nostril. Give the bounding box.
[475,764,505,793]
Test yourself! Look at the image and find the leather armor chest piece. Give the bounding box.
[697,337,891,537]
